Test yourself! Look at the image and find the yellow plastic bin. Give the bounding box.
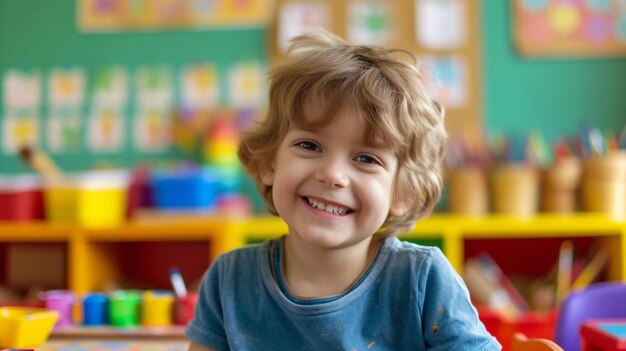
[0,307,59,349]
[44,176,79,223]
[77,170,129,228]
[45,170,129,228]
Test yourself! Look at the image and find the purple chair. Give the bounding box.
[554,282,626,351]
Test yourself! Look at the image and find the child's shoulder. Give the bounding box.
[388,237,444,259]
[214,240,270,267]
[385,237,449,270]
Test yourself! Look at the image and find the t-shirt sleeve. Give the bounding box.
[418,248,501,351]
[185,257,230,351]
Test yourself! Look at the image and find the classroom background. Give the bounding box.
[0,0,626,350]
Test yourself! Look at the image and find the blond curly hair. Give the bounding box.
[238,30,447,237]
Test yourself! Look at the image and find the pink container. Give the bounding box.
[175,292,198,326]
[41,290,75,328]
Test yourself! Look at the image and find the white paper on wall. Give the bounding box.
[278,2,330,52]
[228,61,266,108]
[87,105,124,152]
[47,107,82,153]
[347,0,392,45]
[133,106,170,152]
[415,0,466,50]
[2,109,40,154]
[181,63,219,109]
[48,68,86,106]
[3,70,41,109]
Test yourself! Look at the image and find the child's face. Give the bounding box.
[260,110,407,250]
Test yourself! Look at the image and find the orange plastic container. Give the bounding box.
[477,307,557,351]
[0,307,59,348]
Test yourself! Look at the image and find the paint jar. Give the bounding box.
[175,292,198,326]
[581,153,626,220]
[40,289,75,328]
[491,164,539,217]
[109,290,142,327]
[82,293,109,326]
[141,290,174,327]
[446,167,488,217]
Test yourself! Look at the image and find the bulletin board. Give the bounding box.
[267,0,483,141]
[77,0,272,31]
[513,0,626,57]
[0,0,267,174]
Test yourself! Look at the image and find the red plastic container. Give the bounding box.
[477,306,557,351]
[174,292,198,326]
[0,175,44,221]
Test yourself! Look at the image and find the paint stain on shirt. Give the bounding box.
[439,306,444,314]
[431,320,439,335]
[367,341,376,348]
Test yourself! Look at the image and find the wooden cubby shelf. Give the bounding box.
[0,213,624,297]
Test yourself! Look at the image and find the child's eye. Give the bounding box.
[295,140,320,152]
[354,154,382,165]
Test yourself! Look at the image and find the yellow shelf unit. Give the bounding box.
[0,214,624,297]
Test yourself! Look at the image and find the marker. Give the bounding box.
[169,267,187,298]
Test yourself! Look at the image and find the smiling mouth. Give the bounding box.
[303,197,352,216]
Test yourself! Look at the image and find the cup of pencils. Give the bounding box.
[541,157,581,213]
[491,164,540,217]
[581,152,626,219]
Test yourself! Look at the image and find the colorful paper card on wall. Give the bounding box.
[278,1,330,52]
[47,107,82,153]
[514,0,626,57]
[134,106,171,151]
[2,69,41,110]
[136,65,173,109]
[347,1,393,45]
[420,56,467,109]
[181,63,219,109]
[2,109,40,154]
[92,66,128,107]
[77,0,271,31]
[48,68,86,107]
[415,0,467,50]
[228,61,266,108]
[88,105,125,152]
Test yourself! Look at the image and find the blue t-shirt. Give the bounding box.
[185,236,501,350]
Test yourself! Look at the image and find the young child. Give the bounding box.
[186,30,501,351]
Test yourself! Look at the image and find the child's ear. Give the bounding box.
[390,199,410,217]
[260,163,275,186]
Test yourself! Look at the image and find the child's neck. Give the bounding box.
[282,235,380,299]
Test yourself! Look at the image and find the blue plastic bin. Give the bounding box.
[152,167,219,211]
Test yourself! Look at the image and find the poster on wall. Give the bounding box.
[77,0,272,31]
[419,56,467,109]
[47,68,86,153]
[228,61,266,108]
[2,70,42,154]
[134,65,173,151]
[2,110,40,154]
[415,0,467,50]
[347,1,393,45]
[513,0,626,57]
[181,63,219,110]
[278,1,331,52]
[87,66,128,153]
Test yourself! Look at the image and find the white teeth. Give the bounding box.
[306,197,348,215]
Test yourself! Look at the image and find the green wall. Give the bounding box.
[481,1,626,142]
[0,0,266,173]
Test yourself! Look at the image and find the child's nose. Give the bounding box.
[315,158,349,188]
